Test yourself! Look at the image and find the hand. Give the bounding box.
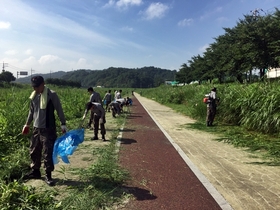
[22,125,29,135]
[99,118,103,124]
[61,125,67,133]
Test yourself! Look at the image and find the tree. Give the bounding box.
[0,71,16,83]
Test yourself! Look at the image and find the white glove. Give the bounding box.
[61,125,67,133]
[99,118,103,124]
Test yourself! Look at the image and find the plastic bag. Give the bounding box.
[53,128,85,164]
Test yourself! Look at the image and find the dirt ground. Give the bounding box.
[24,115,118,199]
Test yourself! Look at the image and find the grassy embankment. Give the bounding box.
[0,84,133,210]
[138,82,280,164]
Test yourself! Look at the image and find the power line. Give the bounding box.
[7,64,29,71]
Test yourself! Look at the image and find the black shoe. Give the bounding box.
[102,135,106,141]
[23,169,41,180]
[91,136,98,140]
[45,173,55,186]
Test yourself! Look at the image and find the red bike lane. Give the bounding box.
[118,96,222,210]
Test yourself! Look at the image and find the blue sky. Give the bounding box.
[0,0,279,78]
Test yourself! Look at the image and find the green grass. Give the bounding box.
[139,83,280,164]
[0,84,132,209]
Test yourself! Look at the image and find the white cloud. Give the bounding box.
[142,3,169,20]
[104,0,142,9]
[104,0,115,8]
[178,18,193,27]
[0,21,11,29]
[25,49,33,55]
[116,0,142,8]
[39,55,61,65]
[199,44,209,53]
[5,50,17,55]
[23,56,36,64]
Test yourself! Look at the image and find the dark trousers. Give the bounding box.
[88,110,94,127]
[30,127,57,172]
[111,106,121,117]
[105,100,111,112]
[93,115,106,136]
[206,105,216,126]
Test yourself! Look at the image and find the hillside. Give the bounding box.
[15,66,176,88]
[15,71,67,84]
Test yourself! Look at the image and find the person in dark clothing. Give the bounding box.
[109,101,122,117]
[206,87,219,126]
[83,102,106,141]
[87,87,102,129]
[22,75,67,186]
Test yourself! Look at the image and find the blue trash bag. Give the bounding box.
[53,128,85,164]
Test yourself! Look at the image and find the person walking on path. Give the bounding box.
[22,75,67,186]
[83,102,106,141]
[206,87,219,126]
[103,90,112,112]
[87,87,102,129]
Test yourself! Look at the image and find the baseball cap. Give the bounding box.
[31,76,44,87]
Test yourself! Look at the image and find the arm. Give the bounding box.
[25,101,34,126]
[51,91,66,125]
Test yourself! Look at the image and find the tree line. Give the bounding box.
[61,66,176,88]
[176,8,280,84]
[45,78,81,88]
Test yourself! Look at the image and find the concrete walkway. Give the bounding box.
[134,93,280,210]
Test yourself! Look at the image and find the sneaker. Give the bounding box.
[23,169,41,180]
[45,172,55,186]
[45,176,55,186]
[91,136,98,140]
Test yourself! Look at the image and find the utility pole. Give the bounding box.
[2,62,8,72]
[31,68,35,76]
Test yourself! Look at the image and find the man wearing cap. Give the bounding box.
[22,75,67,186]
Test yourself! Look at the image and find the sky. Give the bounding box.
[0,0,279,78]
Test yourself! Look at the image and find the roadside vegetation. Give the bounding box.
[139,81,280,164]
[0,84,132,209]
[1,8,280,208]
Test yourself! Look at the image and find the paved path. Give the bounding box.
[120,93,280,210]
[119,94,228,210]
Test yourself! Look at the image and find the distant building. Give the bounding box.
[165,80,179,86]
[266,68,280,78]
[165,80,173,85]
